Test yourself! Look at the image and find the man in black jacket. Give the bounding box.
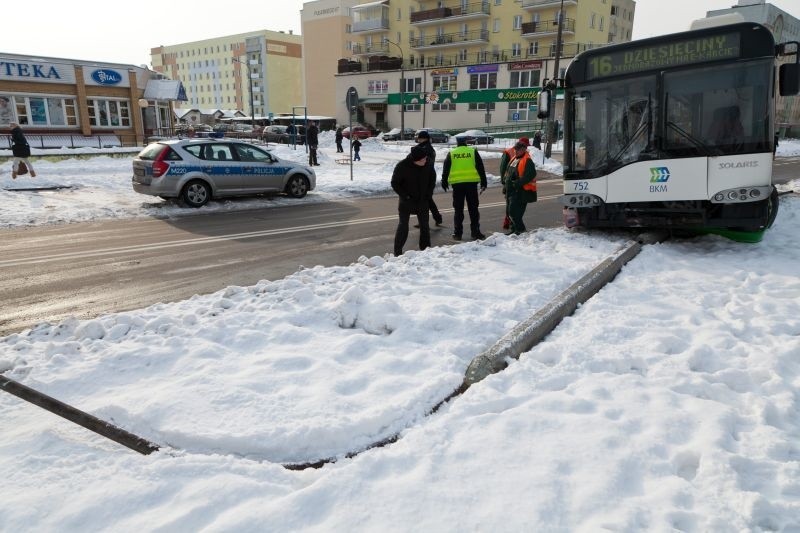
[306,121,320,166]
[414,130,443,226]
[391,144,436,256]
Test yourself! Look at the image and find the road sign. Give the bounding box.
[512,112,520,121]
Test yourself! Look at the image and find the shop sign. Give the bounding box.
[0,59,75,84]
[508,60,542,71]
[466,64,499,74]
[91,69,123,85]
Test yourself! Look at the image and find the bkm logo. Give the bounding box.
[649,167,670,183]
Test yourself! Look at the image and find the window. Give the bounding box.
[88,99,131,127]
[432,101,456,111]
[527,41,539,57]
[513,15,522,30]
[368,79,389,94]
[468,102,495,111]
[346,24,351,33]
[507,101,532,121]
[470,72,496,89]
[510,69,540,88]
[1,95,78,127]
[404,77,422,92]
[512,43,521,57]
[600,16,604,31]
[590,13,596,29]
[493,18,500,32]
[432,74,457,91]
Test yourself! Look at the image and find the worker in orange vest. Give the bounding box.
[502,140,537,235]
[499,136,530,229]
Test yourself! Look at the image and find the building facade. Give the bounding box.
[708,0,800,135]
[151,30,304,120]
[0,53,177,144]
[608,0,635,44]
[314,0,632,133]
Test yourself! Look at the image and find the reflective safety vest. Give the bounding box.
[447,146,481,184]
[510,152,537,192]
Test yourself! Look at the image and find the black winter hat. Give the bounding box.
[416,130,430,139]
[410,144,428,161]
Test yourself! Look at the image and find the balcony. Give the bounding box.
[409,29,489,50]
[410,1,490,26]
[353,17,390,34]
[521,18,575,38]
[521,0,577,9]
[351,42,391,56]
[337,59,363,74]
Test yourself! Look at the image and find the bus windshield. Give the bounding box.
[567,58,773,175]
[569,75,656,173]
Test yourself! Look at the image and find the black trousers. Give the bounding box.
[428,197,442,224]
[336,140,343,152]
[309,145,319,165]
[451,183,481,237]
[394,203,430,256]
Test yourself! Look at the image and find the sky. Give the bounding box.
[1,136,799,530]
[2,1,798,67]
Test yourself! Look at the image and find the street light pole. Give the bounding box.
[232,57,255,130]
[384,39,405,140]
[544,0,565,159]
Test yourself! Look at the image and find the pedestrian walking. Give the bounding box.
[503,140,538,235]
[352,138,362,161]
[335,126,344,153]
[532,130,542,149]
[441,137,487,240]
[9,122,36,179]
[391,144,436,256]
[499,137,530,229]
[307,121,320,166]
[414,130,443,226]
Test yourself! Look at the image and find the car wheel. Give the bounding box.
[180,180,211,208]
[285,174,309,198]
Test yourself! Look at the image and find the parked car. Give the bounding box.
[382,127,416,141]
[455,129,494,145]
[263,125,305,144]
[342,126,375,139]
[132,139,316,208]
[415,128,449,143]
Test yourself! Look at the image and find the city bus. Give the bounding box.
[539,17,799,242]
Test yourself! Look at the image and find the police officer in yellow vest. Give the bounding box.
[442,136,488,240]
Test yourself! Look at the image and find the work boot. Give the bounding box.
[472,232,486,240]
[451,233,462,241]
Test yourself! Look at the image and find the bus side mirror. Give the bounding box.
[779,63,800,96]
[537,89,551,119]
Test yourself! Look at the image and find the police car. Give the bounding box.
[132,139,316,207]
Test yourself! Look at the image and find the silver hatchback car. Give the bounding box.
[132,139,316,207]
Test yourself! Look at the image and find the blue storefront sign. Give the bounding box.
[91,69,122,85]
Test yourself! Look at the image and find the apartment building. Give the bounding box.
[708,0,800,135]
[608,0,635,44]
[303,0,634,132]
[151,30,304,119]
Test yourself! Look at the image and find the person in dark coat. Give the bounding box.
[306,121,320,166]
[414,130,443,226]
[351,138,362,161]
[532,130,542,149]
[335,126,344,153]
[10,122,36,179]
[391,144,436,256]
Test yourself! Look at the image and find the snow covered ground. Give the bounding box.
[1,136,799,531]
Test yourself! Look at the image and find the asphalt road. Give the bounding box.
[1,156,797,337]
[0,162,564,336]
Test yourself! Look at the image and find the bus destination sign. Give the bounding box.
[586,33,741,80]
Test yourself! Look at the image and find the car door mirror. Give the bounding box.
[779,63,800,96]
